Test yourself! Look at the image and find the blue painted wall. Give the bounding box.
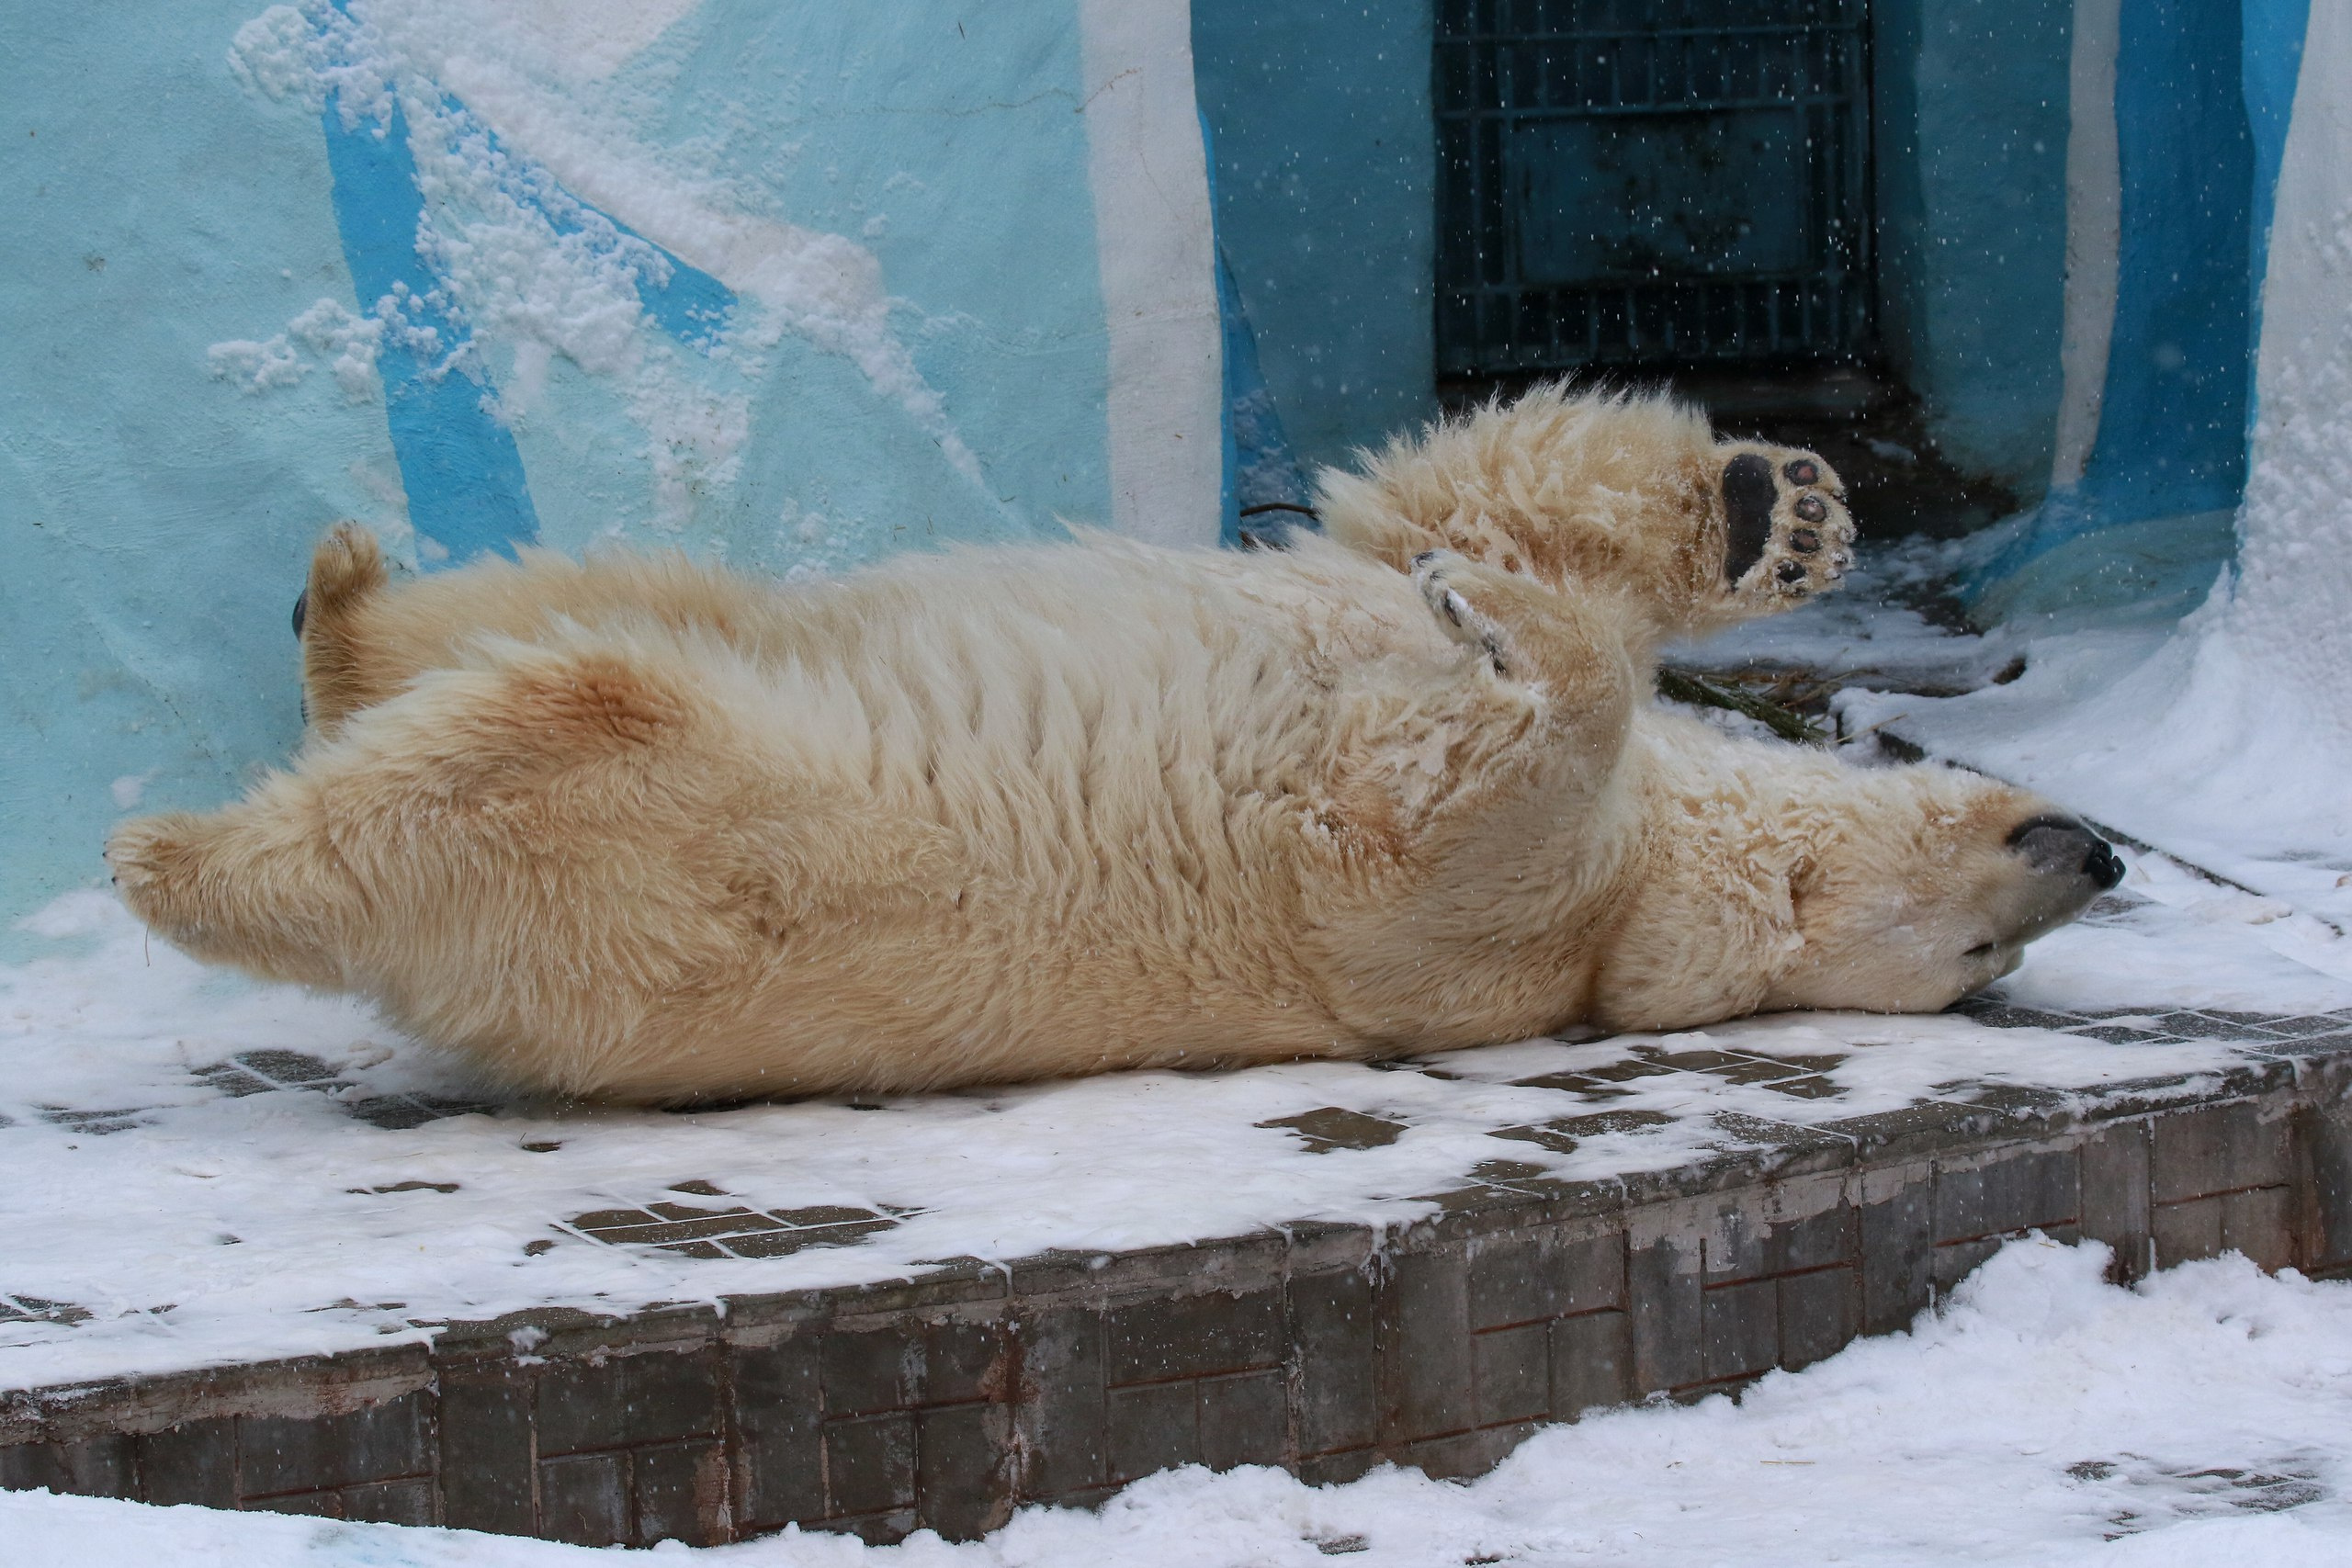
[1873,0,2075,499]
[319,90,541,563]
[1965,0,2310,619]
[1193,0,1438,473]
[2071,0,2256,525]
[0,1,1152,943]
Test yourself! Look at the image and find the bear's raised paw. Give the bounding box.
[1717,446,1854,612]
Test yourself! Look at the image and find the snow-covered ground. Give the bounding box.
[14,1238,2352,1565]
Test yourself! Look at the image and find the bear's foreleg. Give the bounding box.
[1707,442,1856,625]
[1408,547,1640,791]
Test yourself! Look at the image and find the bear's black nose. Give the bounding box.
[2007,815,2123,889]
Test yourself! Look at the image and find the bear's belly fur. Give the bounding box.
[336,537,1635,1102]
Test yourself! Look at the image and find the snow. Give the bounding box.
[1836,619,2352,937]
[1667,533,2027,694]
[13,1238,2352,1565]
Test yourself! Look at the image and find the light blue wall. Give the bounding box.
[3,5,395,944]
[0,1,1132,943]
[1873,0,2075,498]
[1193,0,1438,473]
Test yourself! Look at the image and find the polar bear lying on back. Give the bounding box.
[107,389,2120,1103]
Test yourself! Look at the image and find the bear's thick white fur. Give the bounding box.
[107,389,2098,1103]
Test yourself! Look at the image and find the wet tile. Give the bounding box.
[194,1051,346,1095]
[0,1293,92,1326]
[37,1107,149,1136]
[721,1220,898,1258]
[1256,1108,1408,1154]
[565,1199,902,1260]
[2158,1012,2288,1042]
[1507,1073,1634,1099]
[2245,1014,2352,1038]
[346,1094,501,1131]
[1949,1001,2086,1031]
[1579,1058,1680,1084]
[1745,1052,1849,1073]
[1700,1059,1806,1086]
[1761,1076,1845,1100]
[1645,1049,1752,1072]
[1489,1109,1672,1156]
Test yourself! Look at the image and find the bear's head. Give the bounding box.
[1595,719,2121,1028]
[1759,785,2123,1017]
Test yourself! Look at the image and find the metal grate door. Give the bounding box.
[1435,0,1873,378]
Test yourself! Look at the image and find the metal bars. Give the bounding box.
[1436,0,1873,376]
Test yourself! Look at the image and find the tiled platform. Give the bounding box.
[6,990,2351,1547]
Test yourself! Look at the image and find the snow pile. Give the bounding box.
[12,1239,2352,1565]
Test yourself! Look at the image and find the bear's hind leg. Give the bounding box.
[107,781,362,990]
[1405,548,1639,801]
[1710,442,1856,626]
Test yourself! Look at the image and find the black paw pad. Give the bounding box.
[1790,528,1821,553]
[1722,454,1776,583]
[1793,494,1828,524]
[1783,458,1819,486]
[1775,559,1808,585]
[291,588,308,639]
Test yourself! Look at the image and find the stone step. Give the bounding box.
[6,1029,2349,1548]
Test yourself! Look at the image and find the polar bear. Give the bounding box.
[107,388,2120,1103]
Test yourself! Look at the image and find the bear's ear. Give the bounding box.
[1720,453,1777,584]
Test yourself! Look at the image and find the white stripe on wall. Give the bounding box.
[2234,0,2352,695]
[2052,0,2122,491]
[1080,0,1224,549]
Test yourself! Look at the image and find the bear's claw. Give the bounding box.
[1412,549,1511,676]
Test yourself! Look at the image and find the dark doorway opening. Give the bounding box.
[1433,0,2015,543]
[1435,0,1874,381]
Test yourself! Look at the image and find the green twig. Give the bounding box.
[1657,667,1828,745]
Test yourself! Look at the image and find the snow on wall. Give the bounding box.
[0,0,1220,939]
[2232,0,2352,743]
